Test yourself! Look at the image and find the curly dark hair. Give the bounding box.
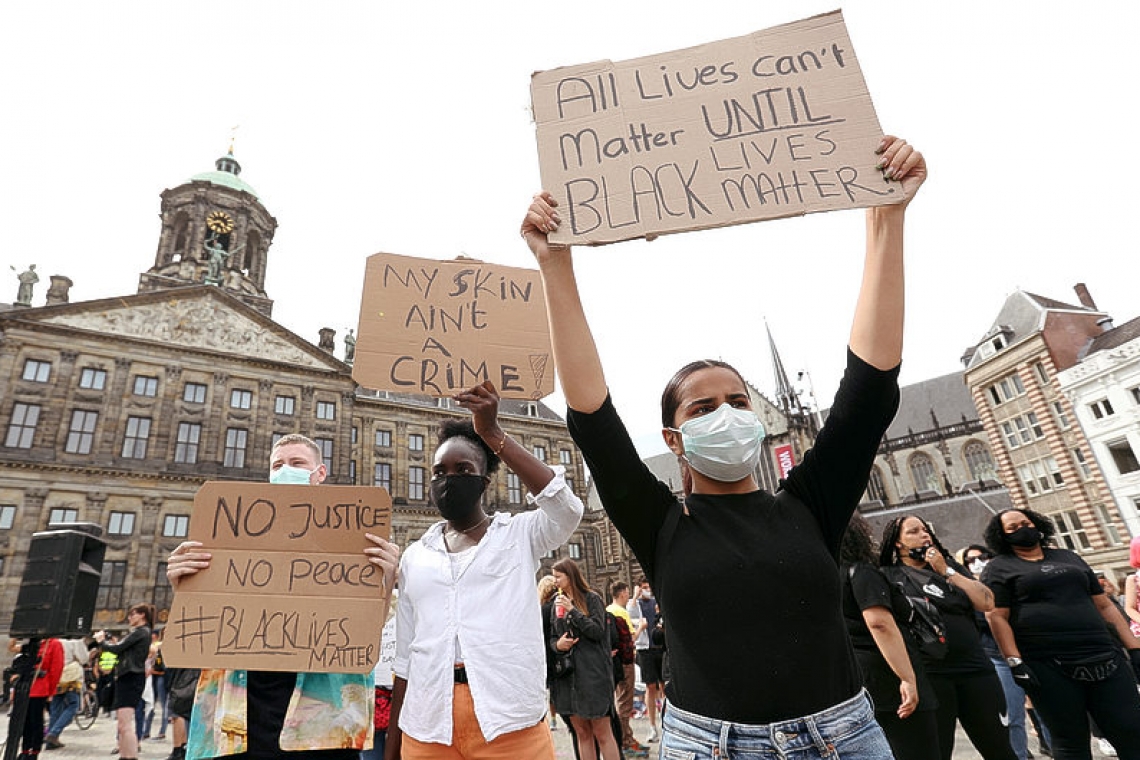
[839,513,878,566]
[878,513,951,567]
[437,419,501,474]
[983,508,1055,556]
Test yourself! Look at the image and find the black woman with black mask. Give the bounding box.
[880,515,1016,760]
[982,508,1140,760]
[524,135,925,760]
[384,380,583,760]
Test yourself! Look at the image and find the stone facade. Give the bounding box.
[0,154,609,632]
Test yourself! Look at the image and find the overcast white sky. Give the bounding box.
[3,2,1137,457]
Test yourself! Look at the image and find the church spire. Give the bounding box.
[767,321,797,415]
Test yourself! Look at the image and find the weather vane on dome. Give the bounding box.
[229,124,240,154]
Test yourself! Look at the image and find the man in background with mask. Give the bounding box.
[384,381,582,760]
[166,433,400,760]
[626,578,663,744]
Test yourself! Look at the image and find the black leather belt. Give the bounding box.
[454,665,468,684]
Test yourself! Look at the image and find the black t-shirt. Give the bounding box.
[841,562,936,712]
[882,563,991,677]
[567,349,899,724]
[211,672,357,760]
[982,547,1114,660]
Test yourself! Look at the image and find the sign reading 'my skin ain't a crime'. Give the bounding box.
[163,482,391,673]
[352,252,554,400]
[531,10,904,246]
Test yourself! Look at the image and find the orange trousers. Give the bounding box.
[401,683,555,760]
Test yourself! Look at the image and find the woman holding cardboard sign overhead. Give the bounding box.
[522,135,925,759]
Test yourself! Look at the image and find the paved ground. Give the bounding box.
[0,706,176,759]
[0,705,1112,759]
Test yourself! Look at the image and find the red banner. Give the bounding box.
[774,444,795,480]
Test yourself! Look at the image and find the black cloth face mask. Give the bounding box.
[1006,526,1042,548]
[907,544,933,562]
[430,474,487,522]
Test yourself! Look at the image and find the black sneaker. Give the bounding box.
[166,746,187,760]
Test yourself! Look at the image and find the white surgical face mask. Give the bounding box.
[270,464,317,485]
[968,559,988,576]
[670,403,765,483]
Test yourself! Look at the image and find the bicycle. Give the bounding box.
[73,683,99,730]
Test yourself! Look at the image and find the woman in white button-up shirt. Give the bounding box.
[385,381,584,760]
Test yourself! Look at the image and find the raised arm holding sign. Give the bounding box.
[524,135,927,756]
[530,10,896,245]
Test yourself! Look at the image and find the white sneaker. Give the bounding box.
[647,726,659,743]
[1099,738,1118,757]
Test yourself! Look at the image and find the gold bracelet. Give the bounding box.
[494,435,509,455]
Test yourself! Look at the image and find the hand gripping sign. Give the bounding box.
[531,10,901,246]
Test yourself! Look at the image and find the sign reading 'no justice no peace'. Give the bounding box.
[164,482,391,673]
[352,253,554,400]
[532,10,901,246]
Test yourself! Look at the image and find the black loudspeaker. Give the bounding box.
[10,523,106,637]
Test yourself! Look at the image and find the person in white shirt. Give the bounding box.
[385,381,583,760]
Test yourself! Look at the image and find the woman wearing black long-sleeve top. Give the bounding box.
[523,136,926,759]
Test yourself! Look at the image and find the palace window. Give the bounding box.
[133,376,158,397]
[21,360,51,383]
[97,561,128,609]
[409,466,425,500]
[5,403,40,449]
[374,462,392,492]
[174,422,201,464]
[49,508,78,525]
[121,416,151,459]
[224,428,248,468]
[183,382,207,404]
[79,368,107,390]
[163,514,190,538]
[65,410,99,454]
[107,511,136,536]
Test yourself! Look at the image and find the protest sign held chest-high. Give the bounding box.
[163,482,391,673]
[531,10,902,246]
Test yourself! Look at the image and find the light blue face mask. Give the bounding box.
[269,464,317,485]
[669,403,765,482]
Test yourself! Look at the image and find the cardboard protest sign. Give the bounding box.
[163,482,391,673]
[531,10,900,246]
[352,253,554,399]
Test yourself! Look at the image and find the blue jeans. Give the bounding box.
[360,732,386,760]
[990,656,1029,760]
[47,690,80,738]
[660,689,893,759]
[145,675,168,737]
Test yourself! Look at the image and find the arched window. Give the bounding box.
[964,440,995,481]
[170,212,189,263]
[908,452,938,493]
[867,465,889,505]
